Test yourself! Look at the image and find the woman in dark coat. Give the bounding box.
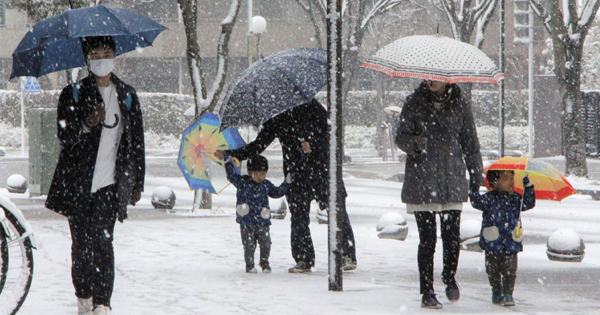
[395,80,484,309]
[45,36,145,315]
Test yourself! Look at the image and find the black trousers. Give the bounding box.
[286,184,356,268]
[485,251,518,295]
[240,224,271,268]
[414,210,461,294]
[68,184,118,307]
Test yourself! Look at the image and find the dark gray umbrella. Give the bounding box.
[219,47,327,130]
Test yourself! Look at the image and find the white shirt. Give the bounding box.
[91,83,123,193]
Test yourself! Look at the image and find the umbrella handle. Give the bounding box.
[101,114,119,129]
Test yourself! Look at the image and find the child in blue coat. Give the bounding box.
[225,154,292,273]
[469,170,535,306]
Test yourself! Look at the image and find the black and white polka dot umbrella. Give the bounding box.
[361,35,503,84]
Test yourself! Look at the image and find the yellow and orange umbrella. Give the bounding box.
[483,157,577,201]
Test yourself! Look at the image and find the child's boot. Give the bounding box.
[246,265,258,273]
[502,294,515,306]
[260,262,271,273]
[492,289,503,305]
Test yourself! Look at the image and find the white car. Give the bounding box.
[0,146,6,156]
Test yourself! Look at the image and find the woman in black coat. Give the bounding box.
[395,80,484,309]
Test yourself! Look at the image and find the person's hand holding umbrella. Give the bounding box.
[84,104,106,128]
[301,141,311,154]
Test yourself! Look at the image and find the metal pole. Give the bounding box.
[528,4,535,157]
[256,33,261,60]
[498,0,505,158]
[247,0,254,67]
[20,77,26,157]
[247,0,253,142]
[327,0,343,291]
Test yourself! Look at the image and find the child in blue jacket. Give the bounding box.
[225,154,292,273]
[469,170,535,307]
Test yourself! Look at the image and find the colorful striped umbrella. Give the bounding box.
[177,113,245,193]
[484,157,577,201]
[361,35,503,84]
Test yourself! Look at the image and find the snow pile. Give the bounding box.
[376,212,406,231]
[376,212,408,241]
[547,229,585,253]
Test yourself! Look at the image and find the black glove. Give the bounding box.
[414,136,427,153]
[118,208,128,223]
[523,175,532,187]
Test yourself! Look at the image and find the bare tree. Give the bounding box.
[177,0,242,210]
[436,0,498,48]
[527,0,600,176]
[290,0,410,101]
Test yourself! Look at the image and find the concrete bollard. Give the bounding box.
[547,229,585,262]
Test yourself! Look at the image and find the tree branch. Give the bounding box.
[204,0,242,114]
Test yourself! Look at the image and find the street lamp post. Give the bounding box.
[252,16,267,60]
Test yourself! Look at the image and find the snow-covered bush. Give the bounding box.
[345,126,376,149]
[144,131,180,150]
[0,121,27,149]
[0,89,527,151]
[477,125,528,151]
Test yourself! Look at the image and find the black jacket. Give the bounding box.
[225,100,328,186]
[395,82,484,205]
[45,74,145,221]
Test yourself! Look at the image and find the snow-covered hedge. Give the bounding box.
[0,89,527,150]
[477,125,528,152]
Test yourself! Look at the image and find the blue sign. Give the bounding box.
[24,77,40,93]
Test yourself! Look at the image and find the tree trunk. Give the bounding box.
[561,67,588,176]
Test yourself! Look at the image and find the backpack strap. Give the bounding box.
[72,82,80,103]
[125,94,132,112]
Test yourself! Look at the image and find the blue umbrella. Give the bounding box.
[10,5,167,79]
[219,47,327,130]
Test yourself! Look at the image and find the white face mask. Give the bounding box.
[89,58,114,77]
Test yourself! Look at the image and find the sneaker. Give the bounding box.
[93,305,111,315]
[246,265,258,273]
[261,262,272,273]
[421,291,443,309]
[492,291,503,305]
[342,256,357,271]
[77,297,93,315]
[445,279,460,302]
[288,261,312,273]
[502,294,515,306]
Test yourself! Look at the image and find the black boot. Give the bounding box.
[445,278,460,302]
[421,291,443,309]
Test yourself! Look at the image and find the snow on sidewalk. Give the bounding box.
[12,176,600,314]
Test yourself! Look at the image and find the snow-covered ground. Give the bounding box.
[3,161,600,314]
